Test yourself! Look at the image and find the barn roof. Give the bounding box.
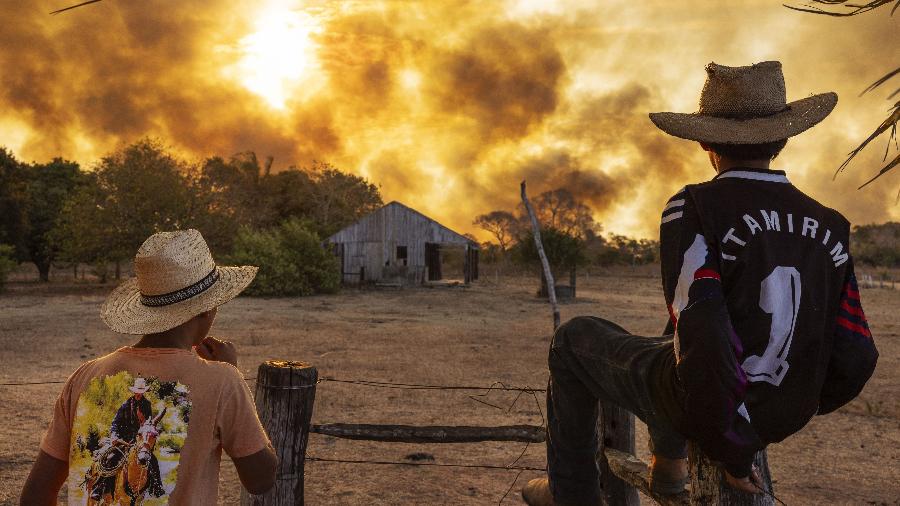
[327,201,478,247]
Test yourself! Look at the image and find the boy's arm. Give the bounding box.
[817,258,878,415]
[233,444,278,495]
[216,362,276,495]
[19,450,68,506]
[659,189,761,478]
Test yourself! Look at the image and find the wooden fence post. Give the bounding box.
[241,360,318,506]
[689,444,774,506]
[597,402,640,505]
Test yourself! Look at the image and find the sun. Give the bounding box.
[234,2,321,109]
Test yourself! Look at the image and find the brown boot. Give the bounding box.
[522,478,593,506]
[648,455,689,495]
[521,478,556,506]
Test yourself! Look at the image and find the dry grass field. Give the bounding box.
[1,270,897,505]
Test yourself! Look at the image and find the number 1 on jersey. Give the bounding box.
[742,266,801,387]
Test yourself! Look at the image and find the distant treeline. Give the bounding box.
[473,189,659,274]
[0,139,382,294]
[852,222,900,268]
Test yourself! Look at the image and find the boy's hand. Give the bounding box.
[196,337,238,368]
[724,464,764,494]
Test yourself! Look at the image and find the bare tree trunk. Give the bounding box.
[36,261,50,282]
[520,181,560,330]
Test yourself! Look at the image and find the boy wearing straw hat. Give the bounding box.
[20,229,277,505]
[524,62,878,505]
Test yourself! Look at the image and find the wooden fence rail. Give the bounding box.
[311,423,545,443]
[243,360,775,505]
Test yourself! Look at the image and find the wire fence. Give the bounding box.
[0,376,546,391]
[2,372,548,504]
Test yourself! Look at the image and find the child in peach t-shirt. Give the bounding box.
[20,230,277,505]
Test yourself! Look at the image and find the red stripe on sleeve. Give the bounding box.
[840,300,866,319]
[844,282,860,300]
[693,268,721,281]
[837,316,872,339]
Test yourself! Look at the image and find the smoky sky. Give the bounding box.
[1,0,898,239]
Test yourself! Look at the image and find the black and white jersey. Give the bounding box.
[657,167,878,477]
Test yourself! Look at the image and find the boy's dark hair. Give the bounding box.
[707,139,788,160]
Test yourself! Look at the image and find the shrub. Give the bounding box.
[227,219,340,296]
[0,244,17,291]
[512,227,587,271]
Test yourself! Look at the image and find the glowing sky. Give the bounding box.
[2,0,898,240]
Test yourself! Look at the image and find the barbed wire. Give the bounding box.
[305,456,543,472]
[0,376,547,393]
[1,372,547,503]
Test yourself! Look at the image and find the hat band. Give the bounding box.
[703,104,791,120]
[140,268,220,307]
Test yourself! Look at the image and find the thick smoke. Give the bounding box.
[1,0,897,239]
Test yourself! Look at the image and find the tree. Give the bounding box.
[513,227,588,273]
[0,244,17,291]
[787,0,899,188]
[851,222,900,267]
[597,235,660,267]
[0,150,82,281]
[302,161,383,237]
[0,148,27,257]
[195,152,268,232]
[515,188,600,240]
[54,139,196,280]
[474,210,518,251]
[20,159,83,281]
[194,156,382,240]
[226,218,341,296]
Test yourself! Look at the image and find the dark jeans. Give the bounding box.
[546,316,687,504]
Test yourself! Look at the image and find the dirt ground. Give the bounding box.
[1,270,898,505]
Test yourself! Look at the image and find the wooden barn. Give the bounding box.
[327,201,479,286]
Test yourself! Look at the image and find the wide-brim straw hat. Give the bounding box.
[649,61,837,144]
[101,229,257,335]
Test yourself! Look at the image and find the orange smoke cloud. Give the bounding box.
[1,0,898,240]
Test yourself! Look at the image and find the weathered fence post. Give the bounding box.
[520,180,560,329]
[241,360,317,506]
[597,403,640,505]
[689,444,774,506]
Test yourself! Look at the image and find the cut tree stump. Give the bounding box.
[241,360,317,506]
[689,444,775,506]
[604,448,689,506]
[604,440,776,505]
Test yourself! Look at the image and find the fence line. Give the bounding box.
[305,456,544,472]
[0,375,547,393]
[5,366,547,504]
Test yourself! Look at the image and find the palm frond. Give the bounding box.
[862,66,900,99]
[50,0,104,15]
[858,151,900,188]
[784,0,900,16]
[836,101,900,182]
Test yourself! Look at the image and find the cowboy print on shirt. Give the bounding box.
[68,371,191,505]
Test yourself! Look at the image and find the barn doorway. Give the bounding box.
[438,244,467,283]
[424,242,478,284]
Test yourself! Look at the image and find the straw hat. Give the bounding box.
[128,377,150,394]
[101,229,257,335]
[649,61,837,144]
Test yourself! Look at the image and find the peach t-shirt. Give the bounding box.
[41,347,270,505]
